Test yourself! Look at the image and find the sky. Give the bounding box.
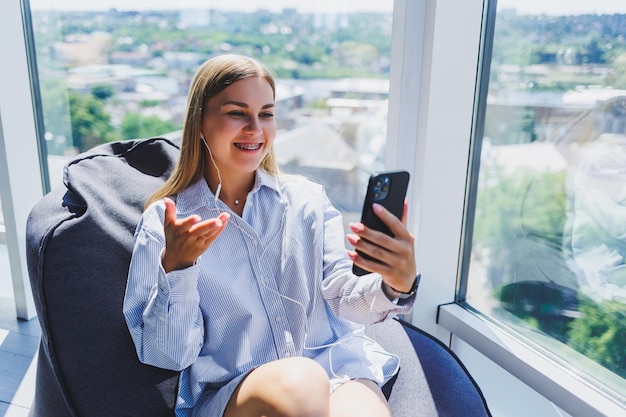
[29,0,393,13]
[497,0,625,15]
[29,0,625,15]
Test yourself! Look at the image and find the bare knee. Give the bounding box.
[225,357,330,417]
[270,357,330,417]
[329,379,392,417]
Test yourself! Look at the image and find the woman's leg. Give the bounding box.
[223,356,331,417]
[329,379,392,417]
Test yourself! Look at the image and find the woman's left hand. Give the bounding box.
[347,200,417,293]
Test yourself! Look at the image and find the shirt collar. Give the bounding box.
[254,169,281,195]
[175,169,282,215]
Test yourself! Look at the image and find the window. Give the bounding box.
[465,0,626,404]
[28,0,394,229]
[0,195,4,244]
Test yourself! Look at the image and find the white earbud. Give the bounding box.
[201,134,222,202]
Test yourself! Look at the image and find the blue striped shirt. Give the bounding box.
[123,170,414,416]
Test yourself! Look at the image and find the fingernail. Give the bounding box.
[373,203,383,213]
[349,223,363,232]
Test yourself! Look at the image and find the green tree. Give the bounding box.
[606,53,626,89]
[583,35,607,64]
[568,298,626,378]
[39,77,73,155]
[120,113,178,139]
[473,166,575,292]
[91,83,115,101]
[68,92,117,152]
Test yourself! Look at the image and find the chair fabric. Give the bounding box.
[26,138,181,417]
[26,137,491,417]
[396,319,492,417]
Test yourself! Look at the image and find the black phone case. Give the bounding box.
[352,169,410,276]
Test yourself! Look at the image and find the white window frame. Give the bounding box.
[0,0,42,320]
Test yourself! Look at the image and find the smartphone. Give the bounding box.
[352,169,410,276]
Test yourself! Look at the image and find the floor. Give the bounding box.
[0,244,38,417]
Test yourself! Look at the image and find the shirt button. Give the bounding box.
[275,316,282,322]
[284,352,291,357]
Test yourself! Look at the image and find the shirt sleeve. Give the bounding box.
[319,193,415,324]
[123,204,204,371]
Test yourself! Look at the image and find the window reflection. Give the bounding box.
[467,3,626,398]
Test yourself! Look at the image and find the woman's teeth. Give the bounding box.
[235,143,262,150]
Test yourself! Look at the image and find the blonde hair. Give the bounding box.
[145,54,278,209]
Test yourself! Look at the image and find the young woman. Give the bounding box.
[123,54,418,417]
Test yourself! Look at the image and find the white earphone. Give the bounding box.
[201,133,222,201]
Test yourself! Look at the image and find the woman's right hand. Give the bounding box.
[161,197,230,272]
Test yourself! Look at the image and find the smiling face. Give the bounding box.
[201,76,276,183]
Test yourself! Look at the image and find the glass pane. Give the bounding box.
[0,194,4,242]
[467,1,626,400]
[29,1,394,227]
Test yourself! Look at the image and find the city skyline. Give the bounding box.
[30,0,625,15]
[498,0,624,15]
[29,0,392,13]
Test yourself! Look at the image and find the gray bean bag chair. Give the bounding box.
[25,137,491,417]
